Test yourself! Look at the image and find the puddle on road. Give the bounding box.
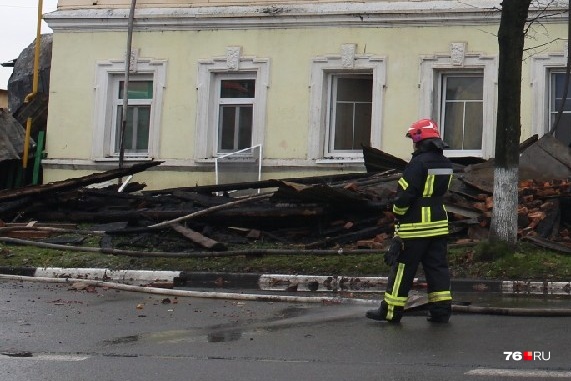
[102,304,364,346]
[102,327,250,345]
[207,330,242,342]
[103,335,139,345]
[453,292,571,309]
[101,293,571,347]
[1,351,33,357]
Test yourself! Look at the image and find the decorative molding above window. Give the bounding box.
[226,46,241,70]
[450,42,466,66]
[341,44,357,69]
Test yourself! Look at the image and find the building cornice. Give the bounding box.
[44,1,568,31]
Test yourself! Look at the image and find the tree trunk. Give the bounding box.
[489,0,531,245]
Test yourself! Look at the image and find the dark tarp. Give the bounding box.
[8,33,52,113]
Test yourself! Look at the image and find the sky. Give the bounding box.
[0,0,58,90]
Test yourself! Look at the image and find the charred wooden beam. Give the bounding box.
[522,235,571,254]
[147,172,375,195]
[0,197,33,219]
[535,199,560,239]
[304,226,390,249]
[33,205,326,228]
[171,190,231,207]
[0,161,163,202]
[361,144,408,173]
[33,210,192,224]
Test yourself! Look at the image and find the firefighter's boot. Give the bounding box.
[366,302,401,323]
[427,301,451,323]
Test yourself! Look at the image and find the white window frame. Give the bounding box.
[110,75,153,155]
[530,51,567,138]
[93,58,166,160]
[195,55,269,161]
[308,54,386,163]
[325,74,374,156]
[438,71,484,152]
[419,52,497,159]
[548,71,571,144]
[215,74,256,154]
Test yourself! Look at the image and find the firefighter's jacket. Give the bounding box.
[392,144,453,239]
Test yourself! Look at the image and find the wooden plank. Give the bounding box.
[169,223,228,251]
[0,230,52,239]
[2,222,78,229]
[522,235,571,254]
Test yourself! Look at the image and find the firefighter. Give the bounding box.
[366,118,454,323]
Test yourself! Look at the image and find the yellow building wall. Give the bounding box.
[43,4,568,189]
[46,28,489,171]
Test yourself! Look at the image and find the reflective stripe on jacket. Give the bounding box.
[392,150,453,239]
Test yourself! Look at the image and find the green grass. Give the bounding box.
[447,242,571,280]
[1,238,571,280]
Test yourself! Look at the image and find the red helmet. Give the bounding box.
[406,118,441,143]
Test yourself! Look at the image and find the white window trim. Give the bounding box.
[308,53,386,163]
[109,74,153,155]
[215,74,256,154]
[439,72,484,154]
[93,58,166,160]
[530,51,567,138]
[419,51,497,159]
[195,55,269,161]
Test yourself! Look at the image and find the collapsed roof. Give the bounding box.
[0,109,34,162]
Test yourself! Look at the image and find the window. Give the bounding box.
[549,71,571,146]
[195,51,269,160]
[112,77,153,155]
[419,48,496,158]
[93,58,166,160]
[217,76,255,153]
[326,74,373,155]
[439,73,483,151]
[308,50,386,162]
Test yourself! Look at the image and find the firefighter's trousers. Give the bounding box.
[381,236,452,322]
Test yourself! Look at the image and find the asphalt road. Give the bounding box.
[1,280,571,381]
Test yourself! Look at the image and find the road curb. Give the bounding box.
[179,272,506,294]
[1,267,570,296]
[0,266,182,285]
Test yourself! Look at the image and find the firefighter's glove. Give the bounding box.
[384,236,403,267]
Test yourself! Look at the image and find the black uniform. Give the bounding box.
[367,138,453,323]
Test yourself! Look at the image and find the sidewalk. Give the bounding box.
[1,266,570,296]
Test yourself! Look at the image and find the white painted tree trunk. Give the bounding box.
[489,166,519,244]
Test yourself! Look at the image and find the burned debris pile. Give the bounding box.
[1,135,571,255]
[0,168,400,254]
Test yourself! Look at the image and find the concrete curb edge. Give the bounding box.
[1,267,570,295]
